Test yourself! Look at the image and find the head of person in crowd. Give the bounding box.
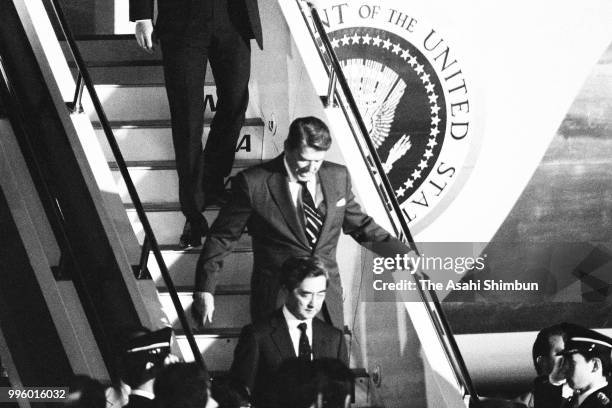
[558,325,612,392]
[284,116,332,183]
[311,358,354,408]
[274,358,315,408]
[64,375,106,408]
[154,362,218,408]
[118,326,173,392]
[532,323,567,381]
[274,358,353,408]
[210,375,251,408]
[280,256,329,321]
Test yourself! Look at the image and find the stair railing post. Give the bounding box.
[66,72,84,113]
[136,236,151,279]
[325,69,337,108]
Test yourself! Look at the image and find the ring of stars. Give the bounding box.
[327,31,442,199]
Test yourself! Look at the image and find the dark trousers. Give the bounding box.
[160,1,251,223]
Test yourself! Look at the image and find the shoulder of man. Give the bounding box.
[321,160,347,173]
[240,312,284,338]
[582,385,612,407]
[312,316,343,338]
[239,156,283,180]
[593,385,612,406]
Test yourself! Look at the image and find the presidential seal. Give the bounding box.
[330,27,445,202]
[315,2,477,232]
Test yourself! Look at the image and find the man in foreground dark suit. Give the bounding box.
[192,116,409,329]
[516,323,573,408]
[230,256,348,408]
[129,0,262,248]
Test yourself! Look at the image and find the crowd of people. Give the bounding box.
[61,313,612,408]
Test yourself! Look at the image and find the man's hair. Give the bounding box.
[311,358,354,408]
[211,375,251,408]
[280,256,329,292]
[154,363,210,408]
[274,358,353,408]
[532,324,566,374]
[285,117,332,152]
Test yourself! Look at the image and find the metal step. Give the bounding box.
[94,118,264,162]
[64,35,162,63]
[63,36,213,85]
[83,84,259,122]
[126,204,237,245]
[174,327,242,371]
[158,285,250,329]
[147,246,253,288]
[107,159,258,204]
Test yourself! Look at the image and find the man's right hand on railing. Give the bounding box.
[192,291,215,326]
[135,19,155,53]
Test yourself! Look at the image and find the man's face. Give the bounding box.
[544,335,566,382]
[285,275,327,320]
[563,353,597,390]
[285,144,327,182]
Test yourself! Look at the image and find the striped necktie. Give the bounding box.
[299,181,323,249]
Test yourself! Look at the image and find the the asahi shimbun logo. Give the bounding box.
[316,2,475,231]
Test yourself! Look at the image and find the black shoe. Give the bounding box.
[178,217,209,249]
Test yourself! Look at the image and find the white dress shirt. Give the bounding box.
[130,389,155,400]
[282,305,313,358]
[283,156,323,208]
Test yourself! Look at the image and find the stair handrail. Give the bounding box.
[296,0,479,403]
[45,0,205,370]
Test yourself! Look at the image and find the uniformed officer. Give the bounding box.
[120,327,176,408]
[558,325,612,408]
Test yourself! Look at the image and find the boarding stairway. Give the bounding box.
[68,32,378,399]
[66,34,266,368]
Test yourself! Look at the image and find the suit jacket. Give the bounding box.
[195,154,402,327]
[129,0,263,49]
[125,394,155,408]
[230,310,348,408]
[531,375,564,408]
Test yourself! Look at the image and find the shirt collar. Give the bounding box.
[130,389,155,400]
[283,155,298,183]
[548,376,566,387]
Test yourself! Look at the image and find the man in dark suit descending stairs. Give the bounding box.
[129,0,263,248]
[193,116,410,330]
[230,256,348,408]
